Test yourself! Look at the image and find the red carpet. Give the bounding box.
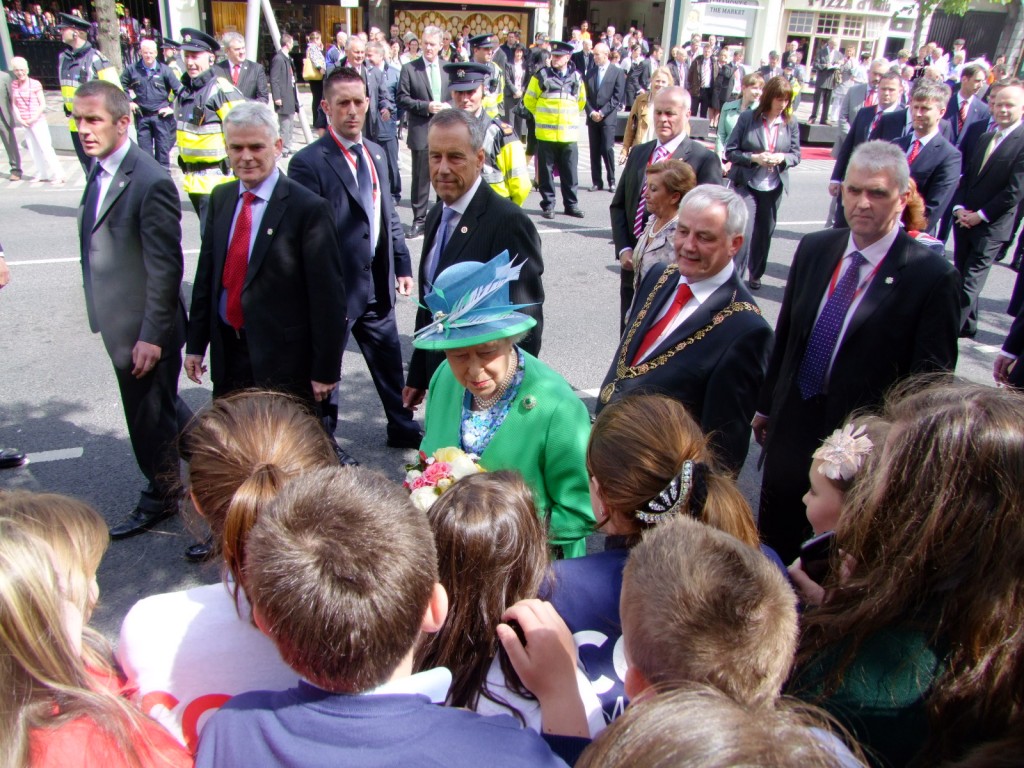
[800,146,833,161]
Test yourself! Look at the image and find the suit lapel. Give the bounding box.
[843,230,908,345]
[94,143,136,228]
[797,235,846,344]
[322,137,369,220]
[212,181,240,288]
[244,176,288,289]
[420,202,443,287]
[979,125,1024,180]
[648,278,735,358]
[626,268,677,362]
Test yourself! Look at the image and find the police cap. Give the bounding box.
[179,28,220,54]
[549,40,574,56]
[443,62,490,91]
[469,34,497,50]
[57,13,91,33]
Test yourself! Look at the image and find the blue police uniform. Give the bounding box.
[121,58,181,168]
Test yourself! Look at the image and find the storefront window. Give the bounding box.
[815,13,840,36]
[842,15,863,37]
[788,11,814,35]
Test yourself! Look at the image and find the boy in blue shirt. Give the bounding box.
[195,466,574,768]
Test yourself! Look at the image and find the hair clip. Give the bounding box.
[813,423,873,482]
[635,460,695,524]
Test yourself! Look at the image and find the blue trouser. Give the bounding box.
[135,112,176,169]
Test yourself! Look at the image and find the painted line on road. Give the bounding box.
[537,227,611,235]
[7,258,79,266]
[24,447,84,464]
[777,220,829,226]
[578,388,600,398]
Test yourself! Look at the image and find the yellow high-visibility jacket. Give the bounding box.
[174,67,245,196]
[58,43,121,131]
[480,114,530,206]
[523,66,586,143]
[482,61,505,119]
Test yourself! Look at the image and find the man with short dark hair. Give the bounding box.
[755,141,960,562]
[585,43,624,192]
[269,34,299,157]
[289,68,419,450]
[73,80,192,539]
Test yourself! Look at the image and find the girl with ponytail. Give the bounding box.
[117,392,337,752]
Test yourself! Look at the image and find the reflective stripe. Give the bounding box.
[176,121,226,135]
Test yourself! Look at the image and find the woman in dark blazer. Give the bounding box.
[504,44,528,137]
[725,75,800,289]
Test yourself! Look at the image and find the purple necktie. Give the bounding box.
[796,252,867,399]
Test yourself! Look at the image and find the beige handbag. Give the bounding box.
[302,57,322,81]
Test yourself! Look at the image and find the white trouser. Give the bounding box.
[18,118,64,181]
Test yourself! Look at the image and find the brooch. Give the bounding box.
[884,276,894,285]
[460,226,468,233]
[523,395,537,410]
[267,228,274,235]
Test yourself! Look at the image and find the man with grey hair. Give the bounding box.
[216,31,268,102]
[185,101,346,463]
[754,140,960,563]
[398,24,449,238]
[597,185,773,473]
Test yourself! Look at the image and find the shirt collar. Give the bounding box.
[334,128,365,149]
[445,175,482,216]
[239,167,280,202]
[845,220,900,267]
[913,128,939,146]
[996,120,1023,140]
[96,138,132,178]
[301,667,452,703]
[681,258,735,299]
[658,132,686,156]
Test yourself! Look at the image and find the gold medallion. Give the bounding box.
[600,382,615,404]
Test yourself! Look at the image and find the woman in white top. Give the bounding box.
[117,392,338,751]
[9,56,64,183]
[414,471,605,737]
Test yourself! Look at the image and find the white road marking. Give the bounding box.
[24,447,84,463]
[7,257,79,265]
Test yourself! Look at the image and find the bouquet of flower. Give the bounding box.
[403,447,486,510]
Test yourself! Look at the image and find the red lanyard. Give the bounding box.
[329,127,379,203]
[827,254,883,300]
[762,117,781,153]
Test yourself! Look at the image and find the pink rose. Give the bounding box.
[411,475,431,490]
[422,461,451,484]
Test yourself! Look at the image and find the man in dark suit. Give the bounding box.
[833,60,888,160]
[829,71,903,228]
[345,36,393,145]
[571,38,594,79]
[598,186,772,472]
[397,25,449,238]
[216,32,268,102]
[288,67,422,450]
[753,140,960,562]
[402,109,544,412]
[871,102,954,143]
[585,43,624,192]
[952,84,1024,338]
[610,86,723,331]
[185,101,345,412]
[269,34,299,157]
[686,42,715,118]
[809,36,841,125]
[893,81,961,236]
[73,81,193,538]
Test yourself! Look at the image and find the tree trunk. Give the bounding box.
[94,0,123,72]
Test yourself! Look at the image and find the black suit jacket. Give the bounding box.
[186,174,347,393]
[830,105,880,183]
[870,108,954,143]
[269,51,298,114]
[952,124,1024,243]
[397,57,449,150]
[597,264,773,472]
[1000,311,1024,387]
[215,59,268,102]
[895,133,961,234]
[625,60,650,104]
[585,65,624,122]
[79,142,185,370]
[407,182,545,389]
[758,228,960,434]
[946,92,990,146]
[958,118,994,172]
[571,50,595,79]
[610,137,724,254]
[725,109,801,193]
[352,65,394,142]
[287,134,411,320]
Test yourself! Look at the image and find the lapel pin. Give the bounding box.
[118,181,125,188]
[460,226,468,234]
[267,228,274,236]
[885,276,894,285]
[523,395,537,410]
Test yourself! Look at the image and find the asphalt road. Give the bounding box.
[0,122,1017,642]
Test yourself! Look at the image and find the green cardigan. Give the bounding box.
[421,350,595,558]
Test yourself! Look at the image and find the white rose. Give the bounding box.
[409,486,438,511]
[448,454,480,480]
[405,469,423,486]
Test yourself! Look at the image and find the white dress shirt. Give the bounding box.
[428,175,482,271]
[89,137,132,219]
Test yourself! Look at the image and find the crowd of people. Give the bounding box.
[4,13,1024,768]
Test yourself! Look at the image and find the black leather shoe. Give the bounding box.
[564,207,585,218]
[748,279,761,290]
[185,536,216,563]
[588,184,603,192]
[541,209,554,219]
[109,505,177,540]
[331,441,361,466]
[405,222,424,239]
[995,250,1008,262]
[0,448,27,469]
[608,178,616,191]
[386,430,424,449]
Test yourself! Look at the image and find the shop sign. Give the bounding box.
[700,1,757,37]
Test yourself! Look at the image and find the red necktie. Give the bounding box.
[958,98,968,131]
[870,108,883,135]
[232,64,240,85]
[907,139,921,165]
[863,88,877,108]
[223,191,256,330]
[632,282,694,365]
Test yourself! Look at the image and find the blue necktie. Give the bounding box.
[349,143,373,220]
[80,161,103,286]
[796,252,867,399]
[425,206,457,284]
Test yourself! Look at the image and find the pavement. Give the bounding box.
[0,92,1018,642]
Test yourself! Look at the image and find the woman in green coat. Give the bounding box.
[416,252,595,558]
[715,71,763,160]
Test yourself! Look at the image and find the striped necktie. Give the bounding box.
[633,145,670,238]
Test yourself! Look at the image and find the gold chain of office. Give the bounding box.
[599,264,762,405]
